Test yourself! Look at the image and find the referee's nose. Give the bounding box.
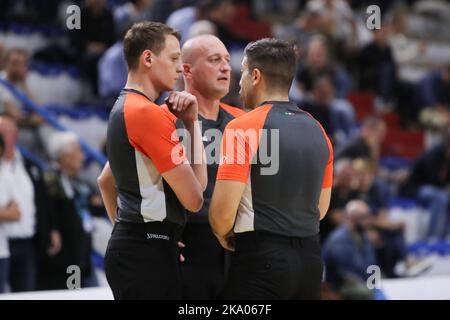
[176,61,183,74]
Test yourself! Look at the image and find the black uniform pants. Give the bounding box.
[180,223,226,299]
[104,221,183,300]
[221,231,323,300]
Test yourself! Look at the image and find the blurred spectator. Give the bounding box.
[114,0,154,31]
[386,5,450,127]
[418,65,450,111]
[320,158,359,242]
[0,116,37,292]
[0,48,39,117]
[0,97,20,122]
[347,0,399,14]
[42,132,97,289]
[97,23,130,102]
[0,132,22,293]
[296,36,351,99]
[166,2,197,44]
[322,200,377,300]
[187,19,217,39]
[0,48,50,160]
[358,25,397,107]
[97,42,127,102]
[301,75,356,146]
[20,149,63,291]
[353,158,408,277]
[0,0,60,25]
[335,116,387,166]
[353,159,392,217]
[0,44,21,117]
[199,0,242,48]
[306,0,372,52]
[277,8,324,61]
[388,7,427,66]
[353,158,436,277]
[151,0,193,23]
[418,66,450,132]
[306,0,355,41]
[0,42,6,71]
[70,0,116,97]
[400,126,450,240]
[167,0,243,47]
[252,0,300,23]
[409,0,450,41]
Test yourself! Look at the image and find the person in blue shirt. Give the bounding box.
[417,66,450,131]
[418,66,450,110]
[322,200,377,299]
[401,128,450,240]
[353,158,408,278]
[98,24,130,103]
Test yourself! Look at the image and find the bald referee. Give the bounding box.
[209,38,333,299]
[177,35,244,299]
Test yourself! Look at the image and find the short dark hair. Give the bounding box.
[123,21,181,71]
[244,38,296,92]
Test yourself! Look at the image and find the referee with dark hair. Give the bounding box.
[209,38,333,299]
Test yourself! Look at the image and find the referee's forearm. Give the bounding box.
[99,182,117,224]
[98,163,118,224]
[101,186,117,224]
[184,120,207,191]
[209,207,234,238]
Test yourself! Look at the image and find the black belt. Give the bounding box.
[235,231,319,251]
[114,220,183,242]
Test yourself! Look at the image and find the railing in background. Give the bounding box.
[0,77,107,166]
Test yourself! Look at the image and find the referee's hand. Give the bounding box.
[165,91,198,124]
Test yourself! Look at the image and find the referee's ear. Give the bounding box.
[251,67,262,87]
[141,50,154,69]
[182,63,192,78]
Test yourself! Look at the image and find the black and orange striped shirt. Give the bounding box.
[217,101,333,238]
[107,89,187,225]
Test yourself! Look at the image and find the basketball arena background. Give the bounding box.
[0,0,450,300]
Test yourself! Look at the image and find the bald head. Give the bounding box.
[345,200,371,226]
[346,200,369,216]
[181,35,231,100]
[182,35,227,65]
[0,116,18,138]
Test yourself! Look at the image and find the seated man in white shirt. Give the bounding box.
[0,133,21,293]
[0,116,36,292]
